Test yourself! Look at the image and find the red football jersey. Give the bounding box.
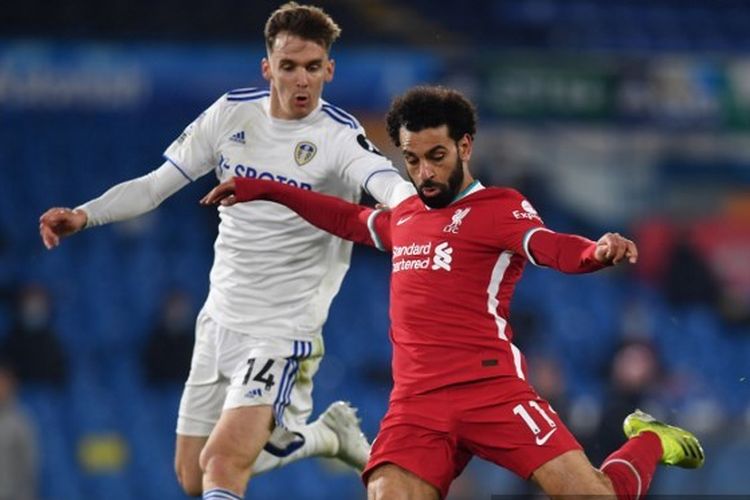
[232,176,601,400]
[369,181,546,400]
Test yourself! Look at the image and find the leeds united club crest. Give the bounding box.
[294,141,317,166]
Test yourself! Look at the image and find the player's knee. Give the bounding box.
[367,472,401,500]
[560,469,614,496]
[366,464,437,500]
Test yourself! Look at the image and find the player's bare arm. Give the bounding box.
[39,207,88,249]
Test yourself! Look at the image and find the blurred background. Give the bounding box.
[2,0,750,498]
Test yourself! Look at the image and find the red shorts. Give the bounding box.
[362,377,582,498]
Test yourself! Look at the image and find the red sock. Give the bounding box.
[600,431,663,500]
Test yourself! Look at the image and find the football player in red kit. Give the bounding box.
[201,86,704,499]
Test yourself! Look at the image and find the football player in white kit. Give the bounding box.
[38,3,414,498]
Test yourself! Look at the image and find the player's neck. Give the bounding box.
[452,178,480,204]
[457,175,475,194]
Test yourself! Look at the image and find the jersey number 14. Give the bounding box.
[242,359,276,391]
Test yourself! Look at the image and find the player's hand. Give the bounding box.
[594,232,638,265]
[200,178,238,207]
[39,207,88,249]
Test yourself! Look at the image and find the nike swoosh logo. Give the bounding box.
[396,215,413,226]
[535,427,558,446]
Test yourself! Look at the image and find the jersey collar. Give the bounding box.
[451,179,484,204]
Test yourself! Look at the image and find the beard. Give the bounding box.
[412,156,465,209]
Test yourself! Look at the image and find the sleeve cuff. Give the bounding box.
[522,227,551,267]
[367,209,387,252]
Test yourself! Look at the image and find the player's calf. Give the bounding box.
[175,434,208,496]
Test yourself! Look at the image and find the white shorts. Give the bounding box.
[176,307,324,442]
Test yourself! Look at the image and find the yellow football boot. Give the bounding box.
[623,409,705,469]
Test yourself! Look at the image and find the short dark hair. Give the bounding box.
[386,85,477,147]
[264,2,342,53]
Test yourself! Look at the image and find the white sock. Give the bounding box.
[203,487,242,499]
[252,420,339,475]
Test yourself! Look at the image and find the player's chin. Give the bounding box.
[419,189,454,209]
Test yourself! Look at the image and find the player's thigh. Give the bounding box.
[363,399,467,499]
[460,391,585,481]
[209,333,318,461]
[211,348,290,464]
[531,449,613,498]
[200,405,275,469]
[224,351,307,423]
[367,463,440,500]
[222,336,321,429]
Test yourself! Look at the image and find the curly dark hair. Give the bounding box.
[264,2,341,53]
[386,85,477,147]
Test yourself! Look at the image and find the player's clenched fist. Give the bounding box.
[39,207,88,249]
[594,232,638,265]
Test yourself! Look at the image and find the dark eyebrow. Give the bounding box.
[402,144,448,156]
[279,58,324,66]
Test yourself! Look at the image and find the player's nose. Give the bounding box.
[417,160,434,180]
[295,68,310,87]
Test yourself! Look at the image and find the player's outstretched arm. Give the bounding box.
[39,162,190,250]
[201,178,390,248]
[527,229,637,273]
[39,208,88,249]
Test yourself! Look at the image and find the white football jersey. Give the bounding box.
[164,88,401,338]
